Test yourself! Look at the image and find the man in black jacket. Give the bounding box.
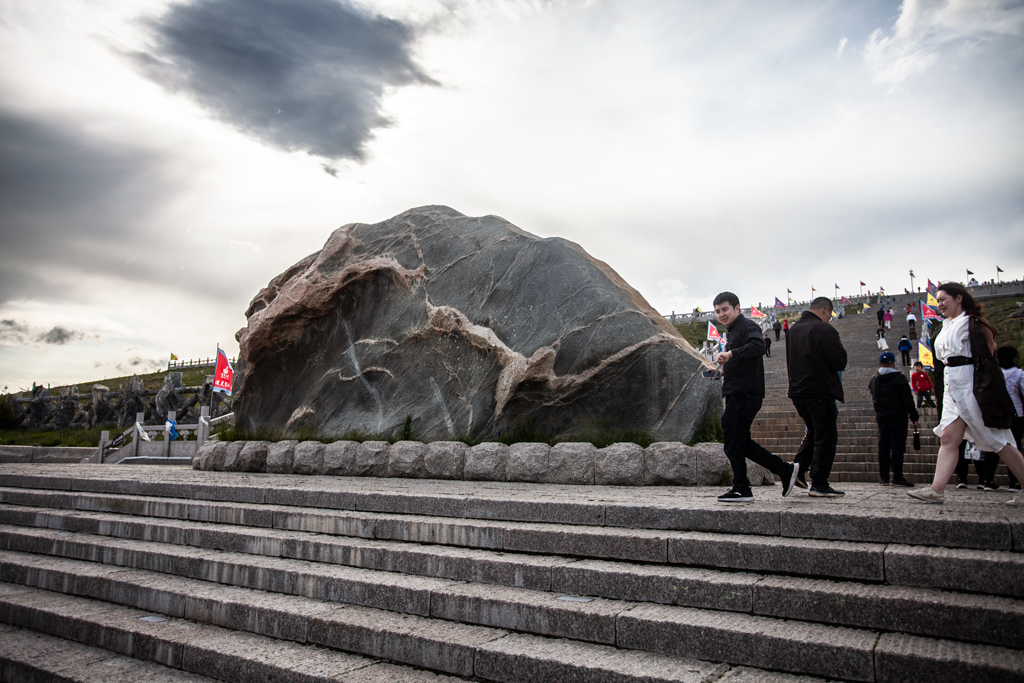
[868,351,919,487]
[713,292,800,502]
[787,297,848,497]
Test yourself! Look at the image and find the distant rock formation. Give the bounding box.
[233,206,716,442]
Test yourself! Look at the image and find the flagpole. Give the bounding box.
[209,343,218,417]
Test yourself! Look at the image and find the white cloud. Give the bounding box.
[836,36,848,57]
[864,0,1024,88]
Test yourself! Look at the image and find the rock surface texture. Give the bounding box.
[234,206,716,442]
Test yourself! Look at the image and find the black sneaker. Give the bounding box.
[976,484,985,490]
[809,486,845,498]
[983,483,999,491]
[782,463,800,498]
[956,481,968,490]
[1009,484,1022,493]
[793,469,809,489]
[891,478,914,487]
[880,478,890,486]
[718,487,754,503]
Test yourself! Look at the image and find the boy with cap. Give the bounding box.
[868,351,919,486]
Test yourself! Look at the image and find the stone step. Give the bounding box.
[2,520,1022,649]
[0,553,861,681]
[0,579,477,682]
[6,504,1013,592]
[1,476,1020,553]
[0,623,218,683]
[4,551,1023,682]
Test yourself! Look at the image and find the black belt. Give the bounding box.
[946,356,972,367]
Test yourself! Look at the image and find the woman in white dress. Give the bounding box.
[908,283,1024,504]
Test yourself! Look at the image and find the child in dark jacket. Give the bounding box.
[869,352,920,486]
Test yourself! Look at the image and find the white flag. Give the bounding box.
[136,423,152,442]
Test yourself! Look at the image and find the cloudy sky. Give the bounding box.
[2,0,1023,391]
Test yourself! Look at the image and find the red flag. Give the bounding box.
[860,281,866,286]
[213,347,234,395]
[707,322,723,343]
[921,301,940,320]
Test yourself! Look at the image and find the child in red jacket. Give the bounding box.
[911,362,936,408]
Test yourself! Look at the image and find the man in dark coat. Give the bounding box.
[787,297,848,496]
[713,292,800,502]
[868,352,919,486]
[773,320,782,341]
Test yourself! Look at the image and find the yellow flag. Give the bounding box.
[926,292,938,306]
[917,341,934,368]
[170,353,179,360]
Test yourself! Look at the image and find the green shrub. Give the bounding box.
[688,411,723,445]
[0,395,20,429]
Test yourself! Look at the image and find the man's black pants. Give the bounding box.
[877,417,907,481]
[916,390,935,408]
[722,393,788,490]
[900,349,911,366]
[792,397,839,489]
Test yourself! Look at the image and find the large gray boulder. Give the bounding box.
[233,206,716,442]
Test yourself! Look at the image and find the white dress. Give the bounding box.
[932,312,1014,451]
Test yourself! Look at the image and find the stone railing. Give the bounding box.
[193,439,775,487]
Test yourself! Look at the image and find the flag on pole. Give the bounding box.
[862,302,870,310]
[997,266,1004,273]
[926,279,937,295]
[926,292,939,306]
[213,347,234,395]
[170,353,178,361]
[750,306,765,318]
[830,310,838,318]
[774,297,786,308]
[921,300,940,320]
[917,339,934,369]
[811,286,816,292]
[707,322,723,344]
[966,269,974,276]
[696,306,703,313]
[841,296,850,303]
[787,288,792,293]
[860,281,866,286]
[834,283,840,289]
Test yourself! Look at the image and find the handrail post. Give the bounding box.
[198,406,210,445]
[97,430,109,463]
[131,412,144,457]
[164,410,175,458]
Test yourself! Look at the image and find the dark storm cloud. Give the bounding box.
[37,326,85,345]
[134,0,437,161]
[0,320,89,346]
[0,109,170,305]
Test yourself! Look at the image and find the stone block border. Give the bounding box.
[194,440,775,487]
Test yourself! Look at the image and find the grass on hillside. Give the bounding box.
[0,425,117,448]
[9,368,212,398]
[984,297,1024,360]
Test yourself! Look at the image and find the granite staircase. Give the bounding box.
[752,301,1015,485]
[0,465,1022,682]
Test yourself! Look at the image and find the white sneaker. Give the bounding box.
[1008,497,1023,506]
[908,487,944,504]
